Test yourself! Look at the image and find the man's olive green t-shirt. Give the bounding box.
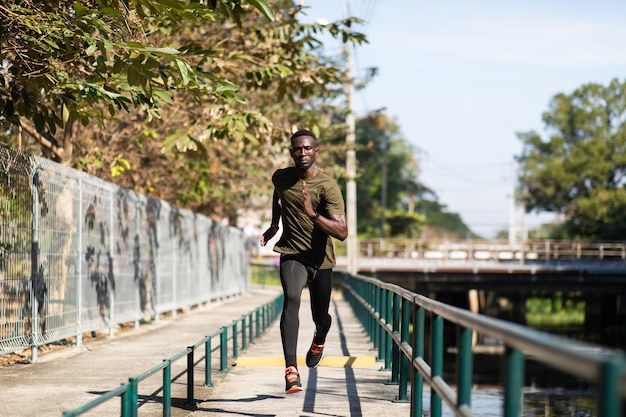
[272,167,346,270]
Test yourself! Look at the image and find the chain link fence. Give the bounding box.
[0,144,249,359]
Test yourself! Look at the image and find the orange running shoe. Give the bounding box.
[284,366,303,394]
[306,340,325,368]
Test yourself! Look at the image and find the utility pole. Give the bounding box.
[344,0,357,275]
[380,129,387,252]
[508,166,517,244]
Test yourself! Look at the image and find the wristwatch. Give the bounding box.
[312,212,320,222]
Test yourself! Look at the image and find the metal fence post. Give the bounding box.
[598,352,624,417]
[128,377,138,417]
[380,289,390,370]
[378,286,385,362]
[503,347,524,417]
[242,315,247,351]
[187,346,195,405]
[232,320,238,359]
[457,326,473,408]
[220,326,229,372]
[163,360,171,417]
[388,292,400,384]
[248,312,254,345]
[373,285,380,354]
[395,297,410,402]
[30,169,40,362]
[76,178,84,348]
[255,309,261,338]
[121,383,132,417]
[204,337,213,387]
[431,315,443,417]
[411,305,425,417]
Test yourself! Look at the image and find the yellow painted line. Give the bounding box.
[301,292,343,300]
[234,356,377,367]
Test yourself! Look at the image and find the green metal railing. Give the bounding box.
[61,293,284,417]
[340,272,625,417]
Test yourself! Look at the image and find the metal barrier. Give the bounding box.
[336,238,626,262]
[340,272,626,417]
[0,145,250,360]
[61,292,284,417]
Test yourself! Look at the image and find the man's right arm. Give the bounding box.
[260,189,281,246]
[270,189,281,227]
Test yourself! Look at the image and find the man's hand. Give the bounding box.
[301,180,316,219]
[259,224,279,246]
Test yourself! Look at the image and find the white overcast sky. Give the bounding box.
[301,0,626,238]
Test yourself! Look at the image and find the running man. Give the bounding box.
[259,129,348,393]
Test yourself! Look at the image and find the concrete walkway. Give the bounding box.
[197,290,411,417]
[0,285,411,417]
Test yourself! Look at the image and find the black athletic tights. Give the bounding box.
[279,254,332,369]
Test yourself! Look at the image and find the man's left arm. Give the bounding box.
[301,180,348,241]
[314,213,348,241]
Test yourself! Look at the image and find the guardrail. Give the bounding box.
[340,272,625,417]
[61,293,284,417]
[335,238,626,263]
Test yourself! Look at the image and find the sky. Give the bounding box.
[300,0,626,239]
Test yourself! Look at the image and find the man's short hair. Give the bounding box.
[290,129,317,143]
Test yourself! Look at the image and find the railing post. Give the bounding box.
[232,320,238,359]
[204,337,213,387]
[248,312,254,344]
[187,346,195,405]
[255,309,261,338]
[388,292,401,384]
[384,289,393,370]
[242,315,247,351]
[121,383,132,417]
[368,282,375,342]
[220,326,229,372]
[378,286,385,362]
[411,305,425,417]
[163,359,171,417]
[503,347,524,417]
[431,315,443,417]
[373,285,381,354]
[598,352,624,417]
[128,377,138,417]
[457,326,473,408]
[395,297,410,402]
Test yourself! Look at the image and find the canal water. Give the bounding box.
[419,387,597,416]
[378,274,625,416]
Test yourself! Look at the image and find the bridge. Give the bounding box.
[334,238,626,274]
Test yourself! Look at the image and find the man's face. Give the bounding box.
[290,135,318,171]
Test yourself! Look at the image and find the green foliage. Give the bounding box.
[0,0,275,162]
[385,210,425,238]
[331,112,472,238]
[418,200,476,239]
[516,78,626,240]
[1,0,369,222]
[525,293,585,328]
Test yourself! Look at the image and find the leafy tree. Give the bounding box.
[347,112,426,237]
[0,0,275,164]
[326,111,475,239]
[516,78,626,240]
[413,199,475,239]
[1,1,367,221]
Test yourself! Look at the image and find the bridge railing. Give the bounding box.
[340,238,626,263]
[61,292,284,417]
[340,271,626,417]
